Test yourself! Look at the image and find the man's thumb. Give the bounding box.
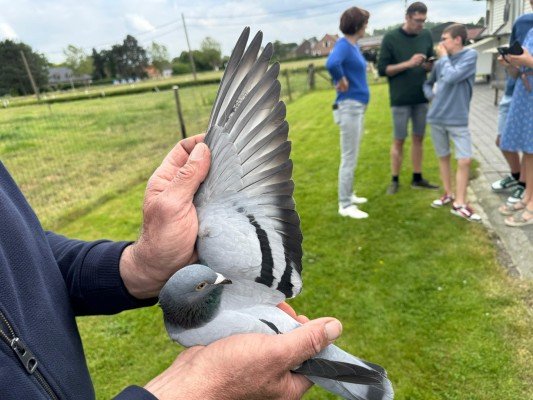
[280,318,342,368]
[170,143,210,199]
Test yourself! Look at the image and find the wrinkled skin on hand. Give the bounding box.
[145,318,342,400]
[120,134,211,299]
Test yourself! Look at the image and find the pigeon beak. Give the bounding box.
[214,273,232,285]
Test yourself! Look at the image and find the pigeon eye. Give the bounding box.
[195,282,208,291]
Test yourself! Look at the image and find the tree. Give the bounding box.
[199,37,222,70]
[109,35,148,79]
[63,45,92,76]
[272,40,298,61]
[149,41,171,73]
[0,40,49,96]
[91,48,107,80]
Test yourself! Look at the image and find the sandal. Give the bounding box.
[505,208,533,227]
[498,200,526,216]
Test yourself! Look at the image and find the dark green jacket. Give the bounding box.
[377,28,434,106]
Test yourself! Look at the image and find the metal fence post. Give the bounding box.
[173,85,187,139]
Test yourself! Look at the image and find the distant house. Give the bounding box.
[312,34,339,56]
[144,65,160,79]
[48,67,91,87]
[295,37,318,57]
[468,0,533,77]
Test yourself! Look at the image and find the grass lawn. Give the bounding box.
[57,85,532,399]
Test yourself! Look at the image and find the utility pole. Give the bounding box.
[181,13,197,81]
[20,50,41,101]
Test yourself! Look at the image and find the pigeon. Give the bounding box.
[159,27,394,400]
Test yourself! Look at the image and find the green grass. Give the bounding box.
[55,86,533,399]
[1,69,331,229]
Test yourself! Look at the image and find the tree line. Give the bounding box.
[0,35,226,97]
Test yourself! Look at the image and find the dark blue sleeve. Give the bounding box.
[46,232,157,316]
[114,386,159,400]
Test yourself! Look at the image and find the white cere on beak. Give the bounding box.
[214,273,228,284]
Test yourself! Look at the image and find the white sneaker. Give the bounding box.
[339,204,368,219]
[350,193,368,204]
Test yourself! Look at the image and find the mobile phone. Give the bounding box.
[498,41,524,57]
[426,56,436,63]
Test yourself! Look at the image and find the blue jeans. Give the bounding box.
[335,99,366,208]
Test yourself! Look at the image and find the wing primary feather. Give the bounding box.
[293,359,385,385]
[216,31,264,126]
[207,27,250,132]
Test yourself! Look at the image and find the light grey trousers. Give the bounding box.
[335,99,366,208]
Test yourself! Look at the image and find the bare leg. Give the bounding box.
[496,135,522,175]
[519,156,527,182]
[502,151,521,175]
[523,153,533,208]
[438,155,453,195]
[455,158,471,205]
[391,139,404,176]
[412,134,424,173]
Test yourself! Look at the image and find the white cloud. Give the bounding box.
[125,14,156,33]
[0,22,18,40]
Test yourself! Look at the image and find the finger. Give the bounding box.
[159,134,207,178]
[296,314,310,324]
[167,142,211,204]
[277,302,298,319]
[274,317,342,369]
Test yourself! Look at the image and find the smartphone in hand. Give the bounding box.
[497,41,524,57]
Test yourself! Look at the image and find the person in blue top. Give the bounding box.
[423,24,480,222]
[0,134,343,400]
[499,27,533,227]
[491,2,533,206]
[326,6,370,219]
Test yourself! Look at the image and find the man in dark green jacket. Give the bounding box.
[378,1,438,195]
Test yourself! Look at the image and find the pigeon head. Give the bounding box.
[159,264,232,329]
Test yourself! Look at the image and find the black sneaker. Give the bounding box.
[411,178,439,190]
[387,181,399,195]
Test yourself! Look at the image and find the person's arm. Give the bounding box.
[437,50,477,85]
[143,318,342,400]
[326,42,349,92]
[423,62,438,101]
[46,232,157,315]
[377,38,426,77]
[325,42,345,82]
[506,47,533,69]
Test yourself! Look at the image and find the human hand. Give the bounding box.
[277,301,310,324]
[436,44,448,58]
[335,77,349,92]
[120,134,211,299]
[506,47,533,68]
[144,317,343,400]
[409,53,427,68]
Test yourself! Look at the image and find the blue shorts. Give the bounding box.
[391,103,428,140]
[430,124,472,159]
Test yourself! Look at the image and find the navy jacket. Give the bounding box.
[0,161,157,399]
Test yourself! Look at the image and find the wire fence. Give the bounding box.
[0,67,333,229]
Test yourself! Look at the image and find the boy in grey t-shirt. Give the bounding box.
[423,23,480,221]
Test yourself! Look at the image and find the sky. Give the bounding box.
[0,0,487,64]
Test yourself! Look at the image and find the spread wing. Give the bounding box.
[193,27,302,299]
